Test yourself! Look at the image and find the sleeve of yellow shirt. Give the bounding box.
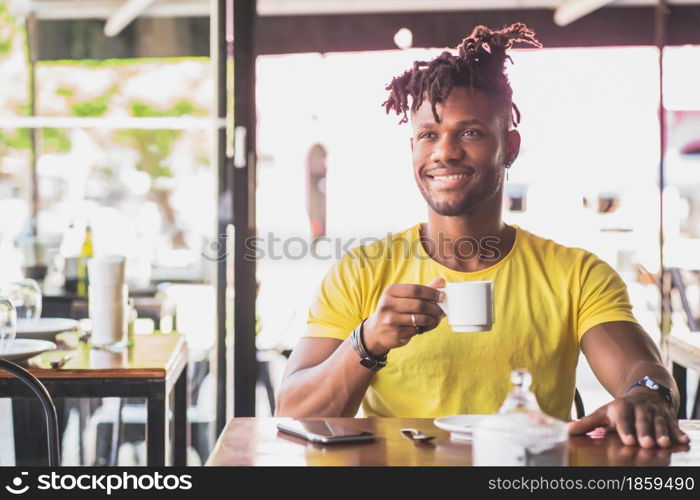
[576,251,639,342]
[304,251,366,341]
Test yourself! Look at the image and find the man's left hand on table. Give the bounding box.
[568,389,690,448]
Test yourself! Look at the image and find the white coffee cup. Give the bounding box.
[437,281,494,332]
[89,283,128,303]
[89,283,128,346]
[88,255,126,286]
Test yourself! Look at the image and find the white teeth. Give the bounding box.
[431,174,471,181]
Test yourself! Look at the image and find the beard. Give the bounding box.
[417,165,505,217]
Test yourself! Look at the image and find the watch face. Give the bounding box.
[632,377,672,408]
[643,377,659,390]
[360,357,385,371]
[360,358,378,371]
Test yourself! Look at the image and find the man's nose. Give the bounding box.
[430,135,465,163]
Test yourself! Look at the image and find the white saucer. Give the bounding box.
[0,339,57,363]
[16,318,79,340]
[433,415,488,441]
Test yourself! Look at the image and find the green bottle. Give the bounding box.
[77,225,93,296]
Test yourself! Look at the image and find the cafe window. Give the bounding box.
[0,59,217,285]
[0,2,220,465]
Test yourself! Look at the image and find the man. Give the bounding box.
[276,23,689,449]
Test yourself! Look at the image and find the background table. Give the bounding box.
[206,418,700,466]
[0,332,188,465]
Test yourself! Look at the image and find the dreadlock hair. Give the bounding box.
[383,23,542,129]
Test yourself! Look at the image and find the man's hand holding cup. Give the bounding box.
[362,278,446,356]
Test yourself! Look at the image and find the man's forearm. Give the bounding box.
[276,340,375,417]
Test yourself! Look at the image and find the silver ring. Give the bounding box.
[411,313,425,334]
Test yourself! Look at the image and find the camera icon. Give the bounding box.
[5,472,29,495]
[201,238,229,263]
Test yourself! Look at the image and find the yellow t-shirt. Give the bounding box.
[304,223,638,420]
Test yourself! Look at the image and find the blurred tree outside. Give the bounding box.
[116,100,207,249]
[1,2,214,260]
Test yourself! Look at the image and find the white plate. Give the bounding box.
[433,415,488,441]
[16,318,79,340]
[0,339,57,363]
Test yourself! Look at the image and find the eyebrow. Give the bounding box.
[415,119,486,130]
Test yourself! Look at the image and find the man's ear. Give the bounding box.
[409,136,414,153]
[505,129,521,165]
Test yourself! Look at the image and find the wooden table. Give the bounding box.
[206,418,700,466]
[0,332,188,466]
[666,331,700,419]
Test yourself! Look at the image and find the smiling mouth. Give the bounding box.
[425,168,476,185]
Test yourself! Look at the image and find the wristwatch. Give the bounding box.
[624,376,674,409]
[349,320,387,372]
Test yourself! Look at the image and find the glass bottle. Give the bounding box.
[472,369,568,466]
[77,225,93,296]
[126,298,137,347]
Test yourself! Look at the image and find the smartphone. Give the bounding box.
[276,420,375,444]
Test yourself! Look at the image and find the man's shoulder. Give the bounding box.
[516,226,599,266]
[516,228,621,290]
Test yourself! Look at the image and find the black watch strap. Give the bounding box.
[624,376,674,409]
[349,319,387,372]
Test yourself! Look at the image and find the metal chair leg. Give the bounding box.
[574,388,585,420]
[258,360,275,414]
[109,398,123,466]
[0,358,60,466]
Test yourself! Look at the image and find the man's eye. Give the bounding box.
[461,129,482,138]
[418,133,434,139]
